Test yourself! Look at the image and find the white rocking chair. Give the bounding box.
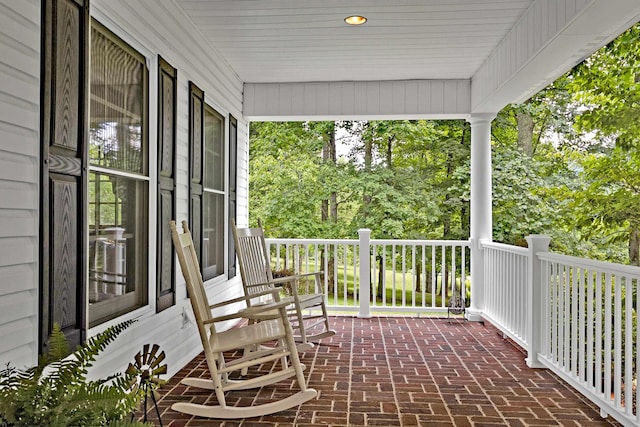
[232,221,335,349]
[169,220,317,419]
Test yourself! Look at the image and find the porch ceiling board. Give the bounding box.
[174,0,534,83]
[173,0,640,118]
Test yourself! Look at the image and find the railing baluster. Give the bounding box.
[421,244,426,308]
[571,266,578,378]
[624,275,633,414]
[636,277,640,425]
[411,245,416,308]
[604,272,612,403]
[595,271,602,397]
[614,274,622,408]
[382,245,387,308]
[402,245,406,308]
[586,269,594,388]
[431,245,436,308]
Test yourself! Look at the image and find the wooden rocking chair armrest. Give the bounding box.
[253,271,323,287]
[204,300,289,324]
[252,271,326,297]
[208,289,280,310]
[241,300,289,317]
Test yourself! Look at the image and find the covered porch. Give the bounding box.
[1,0,640,426]
[146,316,618,426]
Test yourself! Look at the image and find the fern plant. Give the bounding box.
[0,320,150,427]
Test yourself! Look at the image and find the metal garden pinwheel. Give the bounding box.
[127,343,167,426]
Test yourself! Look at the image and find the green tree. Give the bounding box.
[567,23,640,265]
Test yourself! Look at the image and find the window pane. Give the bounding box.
[88,172,148,326]
[88,21,149,326]
[204,107,224,191]
[89,25,146,175]
[202,192,224,279]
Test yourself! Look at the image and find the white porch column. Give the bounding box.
[358,228,372,318]
[467,113,496,321]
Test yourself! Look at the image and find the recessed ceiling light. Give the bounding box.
[344,15,367,25]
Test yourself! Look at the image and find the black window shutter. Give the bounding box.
[188,82,204,263]
[228,115,238,278]
[40,0,90,351]
[157,56,177,312]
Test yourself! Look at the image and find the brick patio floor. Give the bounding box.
[141,317,621,426]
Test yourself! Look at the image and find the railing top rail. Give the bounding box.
[264,238,470,246]
[265,238,358,245]
[538,251,640,277]
[481,240,528,256]
[371,239,470,246]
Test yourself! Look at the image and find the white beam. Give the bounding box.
[244,79,471,121]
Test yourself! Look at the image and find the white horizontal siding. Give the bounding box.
[0,0,40,368]
[244,79,471,120]
[0,319,36,368]
[236,119,250,228]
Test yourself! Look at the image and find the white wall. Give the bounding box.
[0,0,40,369]
[0,0,249,378]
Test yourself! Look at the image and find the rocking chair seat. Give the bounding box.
[210,317,285,352]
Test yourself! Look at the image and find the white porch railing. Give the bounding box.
[264,230,639,426]
[264,230,470,316]
[482,237,640,427]
[481,240,529,349]
[538,253,640,427]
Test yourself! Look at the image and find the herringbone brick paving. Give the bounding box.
[142,317,621,426]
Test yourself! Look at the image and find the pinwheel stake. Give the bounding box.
[128,344,167,426]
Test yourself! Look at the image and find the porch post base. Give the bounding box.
[465,310,483,322]
[525,357,545,369]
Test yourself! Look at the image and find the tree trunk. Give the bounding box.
[630,223,640,266]
[377,255,384,299]
[321,134,329,221]
[386,134,394,169]
[363,133,373,217]
[322,123,337,222]
[517,110,534,157]
[329,125,338,222]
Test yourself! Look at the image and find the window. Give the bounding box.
[202,105,225,279]
[88,20,149,326]
[188,83,228,281]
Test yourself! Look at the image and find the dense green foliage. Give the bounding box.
[0,321,148,427]
[249,23,640,266]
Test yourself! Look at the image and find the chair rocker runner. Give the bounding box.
[232,221,335,348]
[170,220,317,419]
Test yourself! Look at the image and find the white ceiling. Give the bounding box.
[174,0,535,83]
[173,0,640,116]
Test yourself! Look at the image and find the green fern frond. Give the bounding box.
[45,323,71,363]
